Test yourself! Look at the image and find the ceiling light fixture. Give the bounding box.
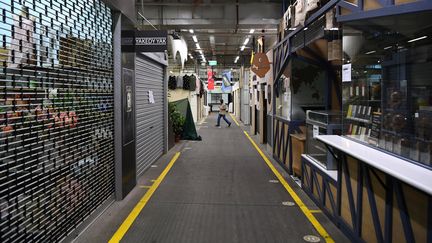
[192,35,198,43]
[189,29,194,34]
[250,29,255,34]
[407,35,427,43]
[243,38,250,45]
[196,43,201,49]
[234,56,239,63]
[365,50,376,55]
[199,50,203,55]
[240,45,245,51]
[383,46,392,50]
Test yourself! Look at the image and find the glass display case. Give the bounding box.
[342,11,432,167]
[305,110,342,170]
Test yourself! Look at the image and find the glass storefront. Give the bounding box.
[342,11,432,167]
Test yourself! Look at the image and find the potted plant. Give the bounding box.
[169,103,185,142]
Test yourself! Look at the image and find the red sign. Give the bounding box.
[208,78,214,90]
[207,67,214,90]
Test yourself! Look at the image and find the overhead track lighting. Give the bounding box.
[243,38,250,45]
[407,35,427,43]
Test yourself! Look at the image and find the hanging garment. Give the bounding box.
[183,75,191,90]
[189,74,197,91]
[168,76,177,90]
[175,75,182,88]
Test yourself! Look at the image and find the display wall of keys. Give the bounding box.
[0,0,114,241]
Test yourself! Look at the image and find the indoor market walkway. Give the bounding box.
[74,114,348,243]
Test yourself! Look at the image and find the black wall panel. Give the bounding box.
[0,0,114,242]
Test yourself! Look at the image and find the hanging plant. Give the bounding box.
[168,76,177,90]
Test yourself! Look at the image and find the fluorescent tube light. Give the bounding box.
[192,35,198,43]
[189,29,194,34]
[240,45,245,51]
[250,29,255,34]
[196,43,201,49]
[383,46,392,50]
[407,36,427,43]
[243,38,250,45]
[365,50,376,55]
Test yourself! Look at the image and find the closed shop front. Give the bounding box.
[0,0,115,241]
[241,70,250,125]
[135,54,167,176]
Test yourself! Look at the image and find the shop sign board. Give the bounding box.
[122,30,168,52]
[251,53,270,78]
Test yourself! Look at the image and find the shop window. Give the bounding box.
[342,11,432,166]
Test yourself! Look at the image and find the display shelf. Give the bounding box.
[316,135,432,195]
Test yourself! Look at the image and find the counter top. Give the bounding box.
[316,135,432,195]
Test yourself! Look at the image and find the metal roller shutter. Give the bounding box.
[0,0,114,242]
[135,55,165,176]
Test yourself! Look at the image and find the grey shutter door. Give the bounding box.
[135,55,165,176]
[241,87,250,125]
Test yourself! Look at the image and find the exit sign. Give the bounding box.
[209,60,217,66]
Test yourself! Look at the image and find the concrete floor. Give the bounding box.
[72,114,349,243]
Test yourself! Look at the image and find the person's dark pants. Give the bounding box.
[217,114,231,126]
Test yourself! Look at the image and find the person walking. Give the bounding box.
[216,99,231,127]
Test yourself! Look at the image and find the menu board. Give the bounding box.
[368,112,382,145]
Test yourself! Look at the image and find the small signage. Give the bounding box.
[148,90,155,104]
[209,60,217,66]
[342,63,352,82]
[251,53,270,78]
[126,86,132,112]
[122,30,168,52]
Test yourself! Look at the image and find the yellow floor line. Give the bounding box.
[310,210,322,214]
[109,152,181,243]
[229,113,240,126]
[139,186,151,189]
[243,131,334,243]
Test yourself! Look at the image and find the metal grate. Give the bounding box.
[304,15,325,47]
[0,0,114,242]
